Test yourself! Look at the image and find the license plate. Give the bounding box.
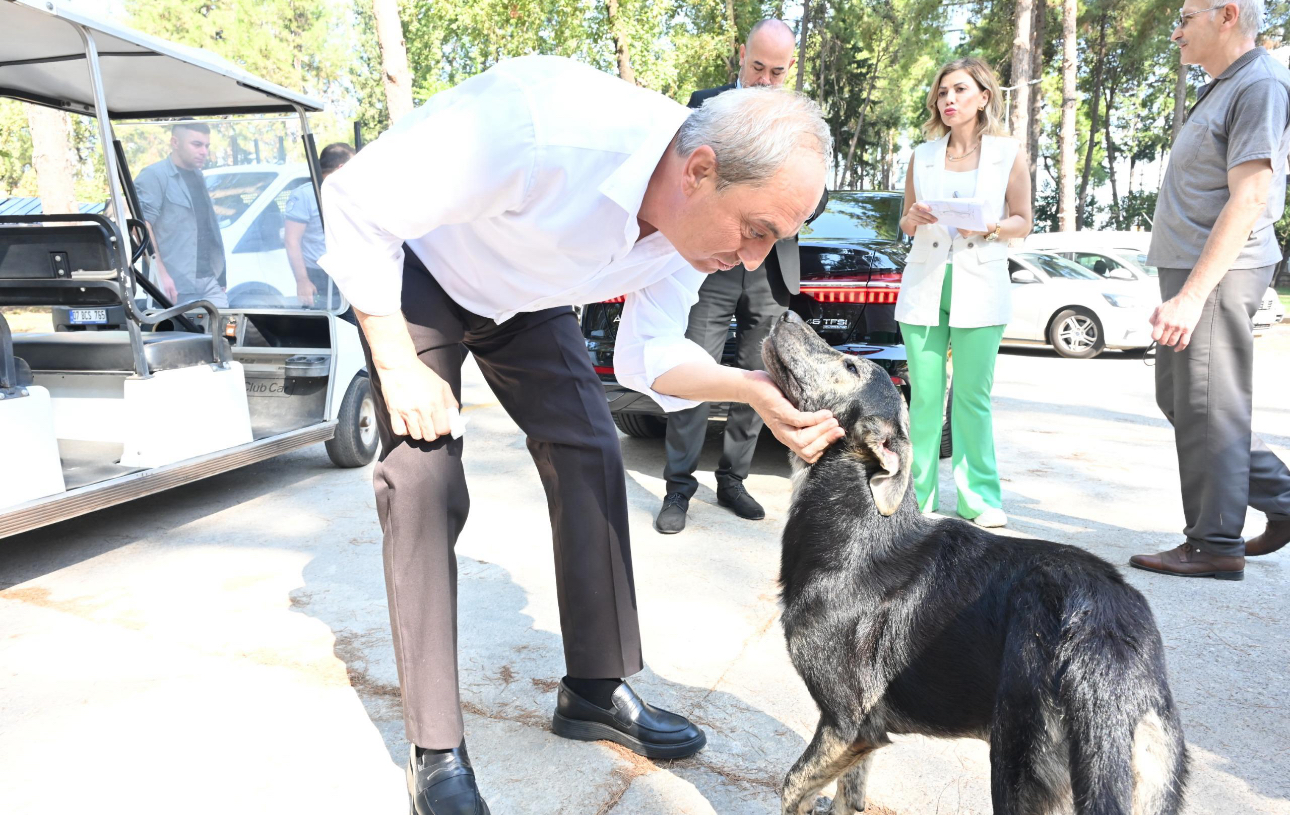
[69,308,108,325]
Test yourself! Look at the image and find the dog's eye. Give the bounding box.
[844,360,858,375]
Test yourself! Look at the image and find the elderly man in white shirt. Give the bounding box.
[320,54,835,815]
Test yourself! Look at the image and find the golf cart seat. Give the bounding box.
[13,330,227,373]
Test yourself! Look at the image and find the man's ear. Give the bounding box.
[856,418,911,517]
[682,145,718,196]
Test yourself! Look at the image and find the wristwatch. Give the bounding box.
[985,223,1002,242]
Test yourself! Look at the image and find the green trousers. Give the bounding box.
[898,264,1005,517]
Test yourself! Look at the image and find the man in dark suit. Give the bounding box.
[656,18,801,534]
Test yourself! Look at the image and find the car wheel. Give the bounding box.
[940,380,953,459]
[612,412,666,438]
[326,374,380,467]
[1048,308,1105,359]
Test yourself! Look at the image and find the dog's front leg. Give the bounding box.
[831,753,874,814]
[781,720,875,815]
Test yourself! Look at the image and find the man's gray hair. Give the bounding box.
[675,87,832,190]
[1233,0,1265,38]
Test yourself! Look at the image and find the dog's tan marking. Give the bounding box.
[781,722,876,815]
[1132,710,1176,815]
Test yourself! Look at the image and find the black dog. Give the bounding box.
[762,311,1187,815]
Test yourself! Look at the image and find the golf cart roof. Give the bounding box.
[0,0,324,118]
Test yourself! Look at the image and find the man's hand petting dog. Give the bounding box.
[744,370,843,463]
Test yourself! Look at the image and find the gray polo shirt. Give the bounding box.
[134,157,227,287]
[1148,47,1290,271]
[284,183,326,268]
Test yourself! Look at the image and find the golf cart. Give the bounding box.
[0,0,376,538]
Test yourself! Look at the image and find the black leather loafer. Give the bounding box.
[551,680,707,759]
[407,741,491,815]
[716,482,765,520]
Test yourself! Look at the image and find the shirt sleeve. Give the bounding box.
[612,264,715,412]
[283,185,313,224]
[318,68,536,316]
[1227,77,1290,169]
[133,165,163,225]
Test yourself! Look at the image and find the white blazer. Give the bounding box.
[895,134,1020,328]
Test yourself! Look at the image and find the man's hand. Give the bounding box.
[1150,293,1205,351]
[295,275,318,307]
[156,265,178,303]
[375,358,459,441]
[744,371,844,463]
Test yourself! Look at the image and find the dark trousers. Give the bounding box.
[1156,265,1290,557]
[362,253,642,748]
[663,263,782,498]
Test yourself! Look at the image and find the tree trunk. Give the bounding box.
[605,0,636,84]
[1028,0,1046,190]
[1010,0,1033,148]
[1171,61,1188,142]
[27,105,77,214]
[1076,13,1108,228]
[725,0,739,83]
[1058,0,1077,230]
[372,0,414,124]
[841,49,885,187]
[1103,86,1120,228]
[795,0,812,93]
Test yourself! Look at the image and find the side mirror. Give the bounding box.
[1011,269,1040,284]
[1107,267,1135,281]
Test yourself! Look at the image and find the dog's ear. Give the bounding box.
[855,415,911,516]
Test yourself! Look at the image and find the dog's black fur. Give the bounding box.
[762,311,1187,815]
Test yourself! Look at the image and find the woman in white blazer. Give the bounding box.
[896,57,1032,527]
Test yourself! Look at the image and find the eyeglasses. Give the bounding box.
[1176,4,1226,28]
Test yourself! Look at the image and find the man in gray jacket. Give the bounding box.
[1130,0,1290,579]
[655,18,800,533]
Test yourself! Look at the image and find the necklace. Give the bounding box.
[947,141,981,162]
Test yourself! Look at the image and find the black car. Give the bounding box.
[581,190,951,454]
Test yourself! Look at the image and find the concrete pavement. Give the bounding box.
[1,327,1288,814]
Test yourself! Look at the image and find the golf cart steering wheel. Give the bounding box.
[126,218,151,266]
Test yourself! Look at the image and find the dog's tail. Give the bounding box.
[1060,604,1188,815]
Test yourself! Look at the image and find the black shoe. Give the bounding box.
[716,482,765,520]
[551,680,707,759]
[654,492,689,534]
[407,741,491,815]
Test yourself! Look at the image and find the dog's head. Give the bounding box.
[762,311,912,516]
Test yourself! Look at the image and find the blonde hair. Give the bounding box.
[921,57,1006,141]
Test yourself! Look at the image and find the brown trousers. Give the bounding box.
[362,252,643,748]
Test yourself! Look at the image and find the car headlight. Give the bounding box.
[1102,292,1145,308]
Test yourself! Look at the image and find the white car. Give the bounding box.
[1003,251,1155,358]
[203,162,314,307]
[1026,231,1284,333]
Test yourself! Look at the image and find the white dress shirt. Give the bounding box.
[319,55,713,411]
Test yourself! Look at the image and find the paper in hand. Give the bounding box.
[448,406,468,440]
[923,197,988,233]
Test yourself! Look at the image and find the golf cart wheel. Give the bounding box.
[940,381,953,459]
[326,374,379,467]
[1048,308,1105,359]
[612,412,666,438]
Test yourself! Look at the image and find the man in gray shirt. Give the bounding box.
[134,120,228,308]
[285,142,354,309]
[1130,0,1290,579]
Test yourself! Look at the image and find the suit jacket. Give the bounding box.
[686,82,736,110]
[681,80,802,299]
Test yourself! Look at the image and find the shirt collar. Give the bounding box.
[598,106,692,243]
[1216,46,1266,81]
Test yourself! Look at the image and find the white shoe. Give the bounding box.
[971,507,1008,528]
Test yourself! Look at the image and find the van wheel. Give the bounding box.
[940,381,953,459]
[326,375,379,467]
[613,412,666,438]
[1049,309,1105,359]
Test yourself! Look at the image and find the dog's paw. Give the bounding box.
[811,796,834,815]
